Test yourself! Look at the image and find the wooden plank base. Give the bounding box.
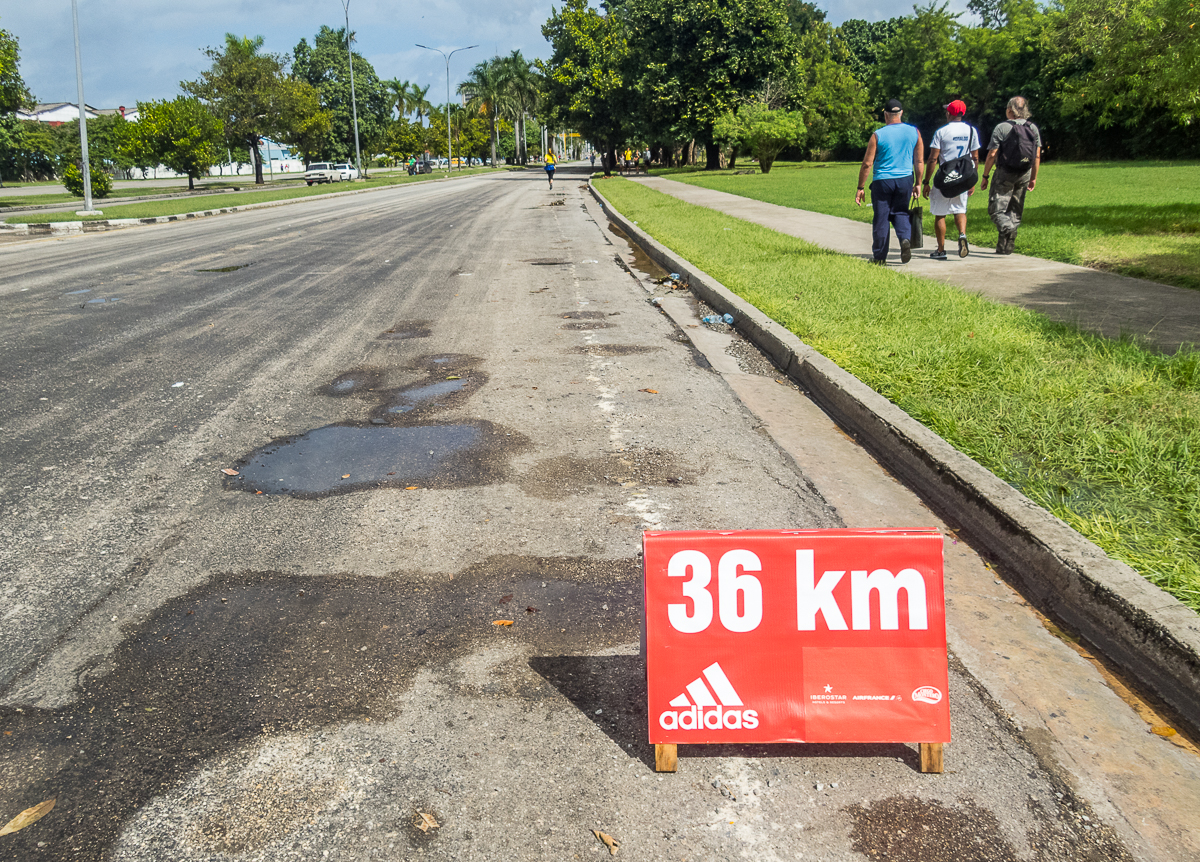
[655,743,678,772]
[919,742,944,773]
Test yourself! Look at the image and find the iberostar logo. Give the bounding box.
[658,662,759,730]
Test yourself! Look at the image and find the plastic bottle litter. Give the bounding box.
[722,313,735,325]
[701,315,717,324]
[669,272,682,282]
[650,297,664,307]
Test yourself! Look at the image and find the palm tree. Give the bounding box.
[496,51,541,165]
[458,59,503,167]
[383,78,411,120]
[408,82,432,125]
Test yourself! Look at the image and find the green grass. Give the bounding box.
[599,177,1200,612]
[656,160,1200,291]
[0,182,254,208]
[5,168,504,224]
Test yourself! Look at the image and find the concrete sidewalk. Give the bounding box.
[632,176,1200,355]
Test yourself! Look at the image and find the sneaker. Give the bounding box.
[929,249,947,261]
[900,238,912,264]
[958,233,969,258]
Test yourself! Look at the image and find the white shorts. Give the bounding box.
[929,185,968,216]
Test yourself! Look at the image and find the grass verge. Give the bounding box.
[598,176,1200,612]
[656,160,1200,291]
[5,168,504,224]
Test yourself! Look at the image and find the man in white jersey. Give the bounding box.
[921,99,980,260]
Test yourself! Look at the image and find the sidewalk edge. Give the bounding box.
[589,177,1200,732]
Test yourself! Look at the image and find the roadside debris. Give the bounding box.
[415,812,439,832]
[0,798,55,836]
[220,468,239,476]
[639,388,659,394]
[493,620,514,627]
[592,829,620,855]
[499,594,513,604]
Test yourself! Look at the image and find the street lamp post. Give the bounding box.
[70,0,99,215]
[415,44,477,173]
[341,0,364,179]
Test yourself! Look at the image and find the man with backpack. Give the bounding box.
[980,96,1041,254]
[921,99,980,260]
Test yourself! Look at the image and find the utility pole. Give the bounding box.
[341,0,364,179]
[70,0,99,215]
[416,44,476,173]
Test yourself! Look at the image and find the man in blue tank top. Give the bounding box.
[855,99,924,264]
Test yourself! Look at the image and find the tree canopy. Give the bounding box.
[181,34,327,183]
[123,97,224,190]
[292,26,390,163]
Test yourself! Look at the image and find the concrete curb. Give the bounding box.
[0,171,497,238]
[589,177,1200,730]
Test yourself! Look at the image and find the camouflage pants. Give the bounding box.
[988,167,1032,233]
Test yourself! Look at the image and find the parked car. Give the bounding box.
[304,163,342,185]
[334,162,359,181]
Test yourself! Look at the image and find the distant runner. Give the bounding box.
[545,151,557,189]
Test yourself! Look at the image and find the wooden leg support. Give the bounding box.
[919,742,943,774]
[655,743,678,773]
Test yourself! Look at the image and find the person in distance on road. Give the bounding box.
[922,99,981,260]
[545,150,557,189]
[856,98,924,265]
[980,96,1042,255]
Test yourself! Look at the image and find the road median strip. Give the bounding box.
[0,168,504,236]
[590,176,1200,733]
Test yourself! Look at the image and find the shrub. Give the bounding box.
[61,163,113,199]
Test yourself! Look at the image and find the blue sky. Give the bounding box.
[3,1,971,110]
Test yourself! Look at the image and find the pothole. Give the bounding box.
[379,321,432,340]
[517,449,697,500]
[196,264,251,273]
[224,421,526,498]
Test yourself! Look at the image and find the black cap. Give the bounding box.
[884,99,903,113]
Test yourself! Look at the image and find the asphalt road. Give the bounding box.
[0,169,1141,860]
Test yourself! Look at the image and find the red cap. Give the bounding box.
[945,99,967,116]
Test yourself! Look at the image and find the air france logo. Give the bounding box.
[658,662,759,730]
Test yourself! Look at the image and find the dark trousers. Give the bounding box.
[870,177,913,260]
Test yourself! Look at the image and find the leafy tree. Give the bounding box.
[182,34,325,184]
[408,82,433,124]
[619,0,796,169]
[1049,0,1200,127]
[783,0,827,38]
[788,22,873,154]
[122,97,224,190]
[1,20,34,184]
[459,57,506,167]
[292,26,389,162]
[384,117,427,162]
[838,18,902,85]
[714,102,806,172]
[539,0,639,174]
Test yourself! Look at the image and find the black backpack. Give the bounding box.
[933,154,978,197]
[997,122,1038,171]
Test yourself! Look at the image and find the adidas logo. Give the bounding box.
[658,662,759,730]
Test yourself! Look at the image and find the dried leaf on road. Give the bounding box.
[220,468,239,476]
[498,594,513,604]
[0,798,55,836]
[526,606,539,614]
[341,474,351,479]
[592,829,619,855]
[639,389,658,394]
[405,486,419,490]
[492,620,514,627]
[446,375,461,380]
[416,812,439,832]
[1152,726,1177,737]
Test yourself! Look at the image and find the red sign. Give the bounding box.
[644,529,949,744]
